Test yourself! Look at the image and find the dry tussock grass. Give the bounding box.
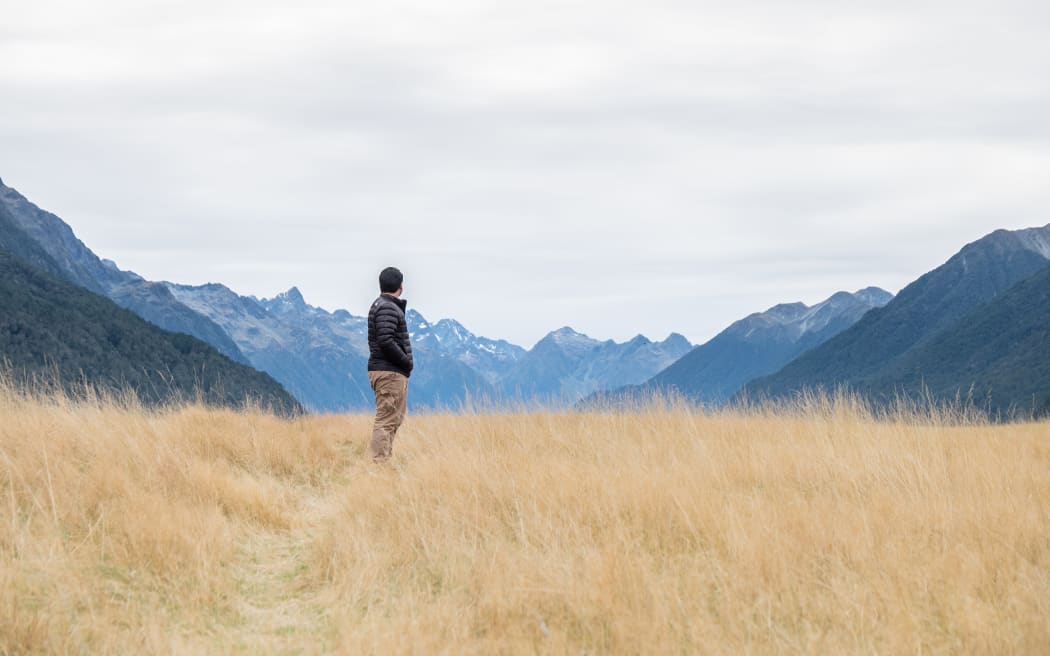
[1,378,1048,654]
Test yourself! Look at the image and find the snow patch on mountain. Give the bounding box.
[407,309,527,384]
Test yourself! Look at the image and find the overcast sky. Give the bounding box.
[3,0,1049,348]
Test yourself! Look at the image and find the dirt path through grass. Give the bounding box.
[223,447,359,654]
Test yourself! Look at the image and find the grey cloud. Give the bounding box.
[2,0,1049,346]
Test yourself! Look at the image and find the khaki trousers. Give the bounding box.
[368,370,408,462]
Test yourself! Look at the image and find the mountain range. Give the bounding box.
[0,177,691,412]
[161,280,692,411]
[502,327,693,406]
[0,186,301,414]
[581,287,894,408]
[4,175,1048,418]
[742,225,1050,417]
[0,179,249,363]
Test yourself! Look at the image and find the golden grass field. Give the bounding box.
[1,380,1048,655]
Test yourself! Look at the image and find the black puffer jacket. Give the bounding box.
[367,293,413,377]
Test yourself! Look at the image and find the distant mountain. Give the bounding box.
[585,332,694,391]
[581,288,893,408]
[743,225,1050,404]
[0,247,301,415]
[500,327,599,403]
[861,263,1050,417]
[0,178,514,412]
[0,179,249,364]
[160,282,369,412]
[501,327,692,405]
[657,287,892,403]
[164,282,684,410]
[407,311,526,385]
[164,282,502,412]
[0,176,695,411]
[256,288,500,412]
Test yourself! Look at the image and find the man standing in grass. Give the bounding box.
[367,267,413,463]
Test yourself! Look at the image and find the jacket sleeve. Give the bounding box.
[375,305,413,370]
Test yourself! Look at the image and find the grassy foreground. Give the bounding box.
[1,383,1048,655]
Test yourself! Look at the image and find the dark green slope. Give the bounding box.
[0,249,303,415]
[866,264,1050,418]
[0,178,249,364]
[743,227,1050,399]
